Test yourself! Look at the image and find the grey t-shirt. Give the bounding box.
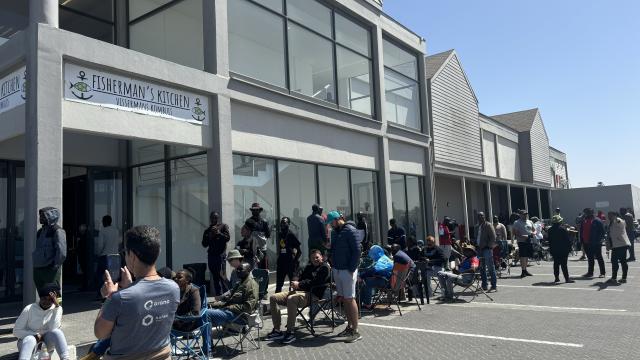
[102,278,179,356]
[513,219,534,243]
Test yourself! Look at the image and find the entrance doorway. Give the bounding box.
[61,166,124,297]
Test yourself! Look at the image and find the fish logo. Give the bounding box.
[69,71,93,100]
[20,70,27,100]
[191,98,205,121]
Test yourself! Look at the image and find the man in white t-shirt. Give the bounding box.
[95,215,120,294]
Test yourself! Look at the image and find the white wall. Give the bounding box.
[388,140,425,175]
[230,102,379,170]
[482,130,497,177]
[434,175,464,225]
[497,136,520,181]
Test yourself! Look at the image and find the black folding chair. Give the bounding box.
[295,283,335,336]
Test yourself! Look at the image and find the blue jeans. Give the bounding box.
[92,338,110,355]
[360,277,387,305]
[205,308,237,327]
[18,329,69,360]
[479,248,497,288]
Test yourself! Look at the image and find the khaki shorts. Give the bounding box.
[333,268,357,299]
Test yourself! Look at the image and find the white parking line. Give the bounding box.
[441,302,628,315]
[359,322,584,348]
[498,284,624,292]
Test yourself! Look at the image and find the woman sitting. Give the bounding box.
[172,269,202,332]
[358,245,394,310]
[14,284,70,360]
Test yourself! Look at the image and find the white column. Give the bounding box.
[537,188,543,218]
[204,0,235,283]
[486,180,493,220]
[29,0,58,27]
[461,177,470,240]
[24,1,62,305]
[523,186,529,213]
[507,183,512,214]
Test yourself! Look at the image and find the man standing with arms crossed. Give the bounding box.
[513,210,535,278]
[327,211,362,343]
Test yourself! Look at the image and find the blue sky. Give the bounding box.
[383,0,640,188]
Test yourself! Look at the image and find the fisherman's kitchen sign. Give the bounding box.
[64,63,208,124]
[0,66,27,115]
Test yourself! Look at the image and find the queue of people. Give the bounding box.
[15,201,638,359]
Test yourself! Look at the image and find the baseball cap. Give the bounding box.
[325,211,341,224]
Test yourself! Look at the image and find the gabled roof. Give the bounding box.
[425,50,454,79]
[491,108,540,132]
[425,49,477,103]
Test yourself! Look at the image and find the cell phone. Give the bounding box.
[106,254,122,282]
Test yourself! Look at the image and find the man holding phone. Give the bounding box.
[92,225,179,360]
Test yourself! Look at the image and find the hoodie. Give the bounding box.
[13,302,62,339]
[33,207,67,268]
[359,245,393,279]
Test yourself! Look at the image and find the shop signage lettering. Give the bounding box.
[0,66,26,115]
[64,63,208,124]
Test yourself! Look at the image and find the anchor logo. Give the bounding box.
[20,70,27,100]
[191,98,206,121]
[69,71,93,100]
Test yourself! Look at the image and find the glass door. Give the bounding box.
[0,164,24,302]
[89,169,124,247]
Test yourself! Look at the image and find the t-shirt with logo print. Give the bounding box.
[101,277,179,356]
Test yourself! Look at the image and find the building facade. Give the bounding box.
[0,0,435,303]
[426,50,568,240]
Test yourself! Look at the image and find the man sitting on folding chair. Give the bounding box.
[437,245,479,301]
[266,249,330,344]
[205,263,258,328]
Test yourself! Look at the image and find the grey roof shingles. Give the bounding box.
[425,49,454,79]
[490,108,539,132]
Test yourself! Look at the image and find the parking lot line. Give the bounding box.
[359,322,584,348]
[441,302,629,315]
[498,284,624,292]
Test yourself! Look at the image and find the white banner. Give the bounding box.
[64,63,208,124]
[0,66,27,115]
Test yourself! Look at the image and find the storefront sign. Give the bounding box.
[0,66,27,115]
[63,63,208,124]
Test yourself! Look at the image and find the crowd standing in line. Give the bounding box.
[16,201,639,359]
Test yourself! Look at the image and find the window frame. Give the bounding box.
[59,0,117,44]
[227,0,377,119]
[389,172,426,240]
[382,36,423,132]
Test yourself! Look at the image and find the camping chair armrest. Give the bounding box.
[174,314,202,322]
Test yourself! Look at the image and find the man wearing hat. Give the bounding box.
[327,210,363,343]
[307,204,327,257]
[513,210,535,278]
[548,215,574,283]
[247,203,271,269]
[437,245,480,301]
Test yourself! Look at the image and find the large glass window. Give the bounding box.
[132,163,167,267]
[286,0,331,37]
[383,39,421,130]
[129,0,204,69]
[390,173,407,229]
[318,166,351,219]
[351,169,379,245]
[233,155,277,265]
[59,0,114,43]
[0,0,28,46]
[228,0,286,87]
[288,24,335,103]
[406,175,425,241]
[277,161,316,265]
[0,164,7,298]
[337,47,373,115]
[390,173,426,242]
[171,154,208,269]
[227,0,375,116]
